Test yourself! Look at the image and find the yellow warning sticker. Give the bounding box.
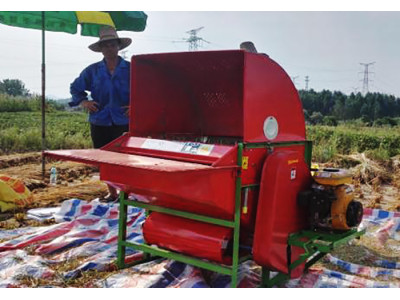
[288,159,299,165]
[242,156,249,169]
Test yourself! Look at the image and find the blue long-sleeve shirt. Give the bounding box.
[69,56,130,126]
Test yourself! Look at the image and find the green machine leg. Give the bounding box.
[230,142,243,288]
[261,268,290,288]
[261,268,270,287]
[260,228,366,287]
[304,140,313,167]
[117,191,128,269]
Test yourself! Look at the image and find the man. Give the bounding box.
[69,26,131,202]
[240,41,258,53]
[240,41,269,57]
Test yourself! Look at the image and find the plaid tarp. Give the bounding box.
[0,198,399,288]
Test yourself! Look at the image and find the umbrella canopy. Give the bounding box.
[0,11,147,177]
[0,11,147,35]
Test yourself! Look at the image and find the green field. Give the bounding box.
[307,125,400,162]
[1,111,400,163]
[0,111,91,154]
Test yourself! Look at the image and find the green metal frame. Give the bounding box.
[260,228,366,287]
[116,139,358,288]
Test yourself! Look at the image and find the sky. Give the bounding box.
[1,4,400,99]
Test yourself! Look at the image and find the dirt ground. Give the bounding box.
[0,153,108,227]
[0,151,399,227]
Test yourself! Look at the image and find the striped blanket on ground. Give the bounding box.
[0,199,399,288]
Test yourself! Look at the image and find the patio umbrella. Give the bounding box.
[0,11,147,177]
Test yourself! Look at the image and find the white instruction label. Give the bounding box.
[141,139,214,156]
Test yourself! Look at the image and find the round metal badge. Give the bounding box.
[263,116,279,140]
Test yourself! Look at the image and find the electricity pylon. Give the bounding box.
[360,62,375,95]
[173,27,210,51]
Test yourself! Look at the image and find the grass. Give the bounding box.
[0,94,41,112]
[0,111,92,154]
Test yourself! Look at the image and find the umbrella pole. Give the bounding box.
[41,11,46,179]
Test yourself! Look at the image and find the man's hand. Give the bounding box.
[81,100,99,113]
[122,105,129,117]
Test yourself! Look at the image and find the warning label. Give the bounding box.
[141,139,214,156]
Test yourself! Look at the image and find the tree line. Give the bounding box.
[1,79,400,126]
[299,89,400,126]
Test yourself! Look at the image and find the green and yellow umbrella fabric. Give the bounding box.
[0,11,147,36]
[0,11,147,176]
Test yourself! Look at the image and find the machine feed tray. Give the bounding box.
[45,149,238,219]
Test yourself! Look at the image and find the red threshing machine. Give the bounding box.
[45,50,364,287]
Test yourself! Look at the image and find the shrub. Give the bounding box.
[322,116,338,126]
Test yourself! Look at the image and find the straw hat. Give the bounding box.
[89,26,132,52]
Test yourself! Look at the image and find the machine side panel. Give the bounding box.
[252,149,311,277]
[241,147,269,185]
[130,57,199,137]
[243,54,306,143]
[143,212,233,264]
[101,163,237,220]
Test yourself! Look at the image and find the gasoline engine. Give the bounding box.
[298,168,363,231]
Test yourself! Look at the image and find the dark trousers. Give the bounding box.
[90,123,129,149]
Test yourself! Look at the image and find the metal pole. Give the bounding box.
[231,142,243,288]
[304,140,313,168]
[41,11,46,179]
[117,191,128,269]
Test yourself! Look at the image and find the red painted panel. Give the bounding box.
[241,148,269,185]
[253,149,312,277]
[240,188,259,231]
[143,213,233,264]
[130,51,244,138]
[45,149,211,171]
[243,54,306,143]
[101,163,237,220]
[45,149,238,220]
[104,135,236,166]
